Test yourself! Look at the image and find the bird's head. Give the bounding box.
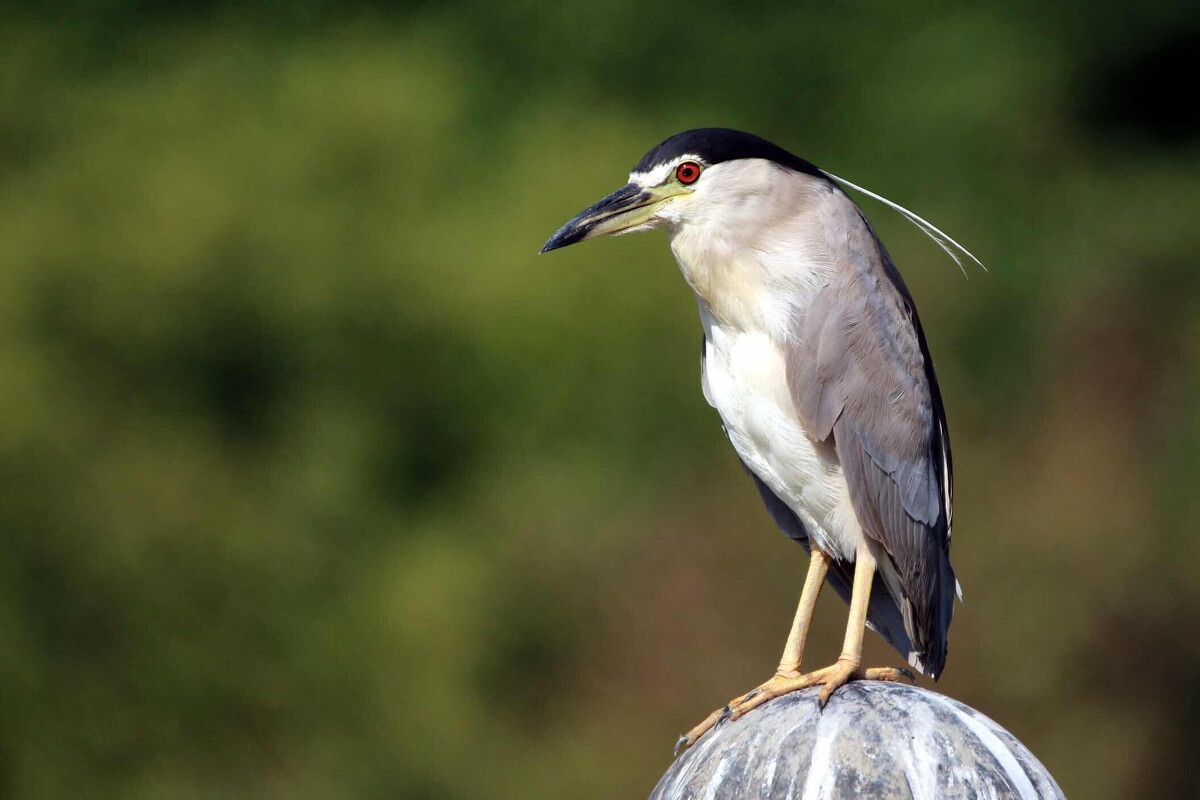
[540,128,827,254]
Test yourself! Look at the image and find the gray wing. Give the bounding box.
[786,195,956,679]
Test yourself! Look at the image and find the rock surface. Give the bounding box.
[650,682,1064,800]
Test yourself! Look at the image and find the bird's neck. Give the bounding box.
[668,206,836,340]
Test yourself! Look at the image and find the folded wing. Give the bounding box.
[786,198,956,678]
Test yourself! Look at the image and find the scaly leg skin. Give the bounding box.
[675,543,914,755]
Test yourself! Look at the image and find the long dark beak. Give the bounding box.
[540,183,655,253]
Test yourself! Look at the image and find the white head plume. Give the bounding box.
[822,172,988,278]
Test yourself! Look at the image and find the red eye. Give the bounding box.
[676,161,702,184]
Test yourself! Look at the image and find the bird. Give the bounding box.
[540,128,974,751]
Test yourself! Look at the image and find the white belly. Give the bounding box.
[699,309,864,561]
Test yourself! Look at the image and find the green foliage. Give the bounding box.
[1,5,1198,799]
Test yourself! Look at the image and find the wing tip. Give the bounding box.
[908,650,945,681]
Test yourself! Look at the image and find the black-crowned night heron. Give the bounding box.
[541,129,978,751]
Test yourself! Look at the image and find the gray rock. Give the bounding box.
[651,682,1064,800]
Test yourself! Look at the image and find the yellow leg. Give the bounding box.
[815,542,878,706]
[675,543,914,754]
[777,546,830,675]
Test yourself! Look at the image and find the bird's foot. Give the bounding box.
[674,661,915,753]
[806,659,915,708]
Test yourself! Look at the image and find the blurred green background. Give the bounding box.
[2,1,1199,797]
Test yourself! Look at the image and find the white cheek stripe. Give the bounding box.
[629,153,704,187]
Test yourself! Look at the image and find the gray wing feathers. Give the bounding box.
[786,197,955,678]
[791,273,940,526]
[833,416,950,675]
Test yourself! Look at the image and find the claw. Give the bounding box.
[816,661,856,709]
[742,689,760,702]
[674,733,689,757]
[717,704,733,723]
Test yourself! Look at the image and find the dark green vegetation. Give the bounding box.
[2,3,1199,798]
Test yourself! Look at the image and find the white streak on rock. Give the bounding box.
[800,702,840,800]
[927,693,1039,800]
[702,756,731,800]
